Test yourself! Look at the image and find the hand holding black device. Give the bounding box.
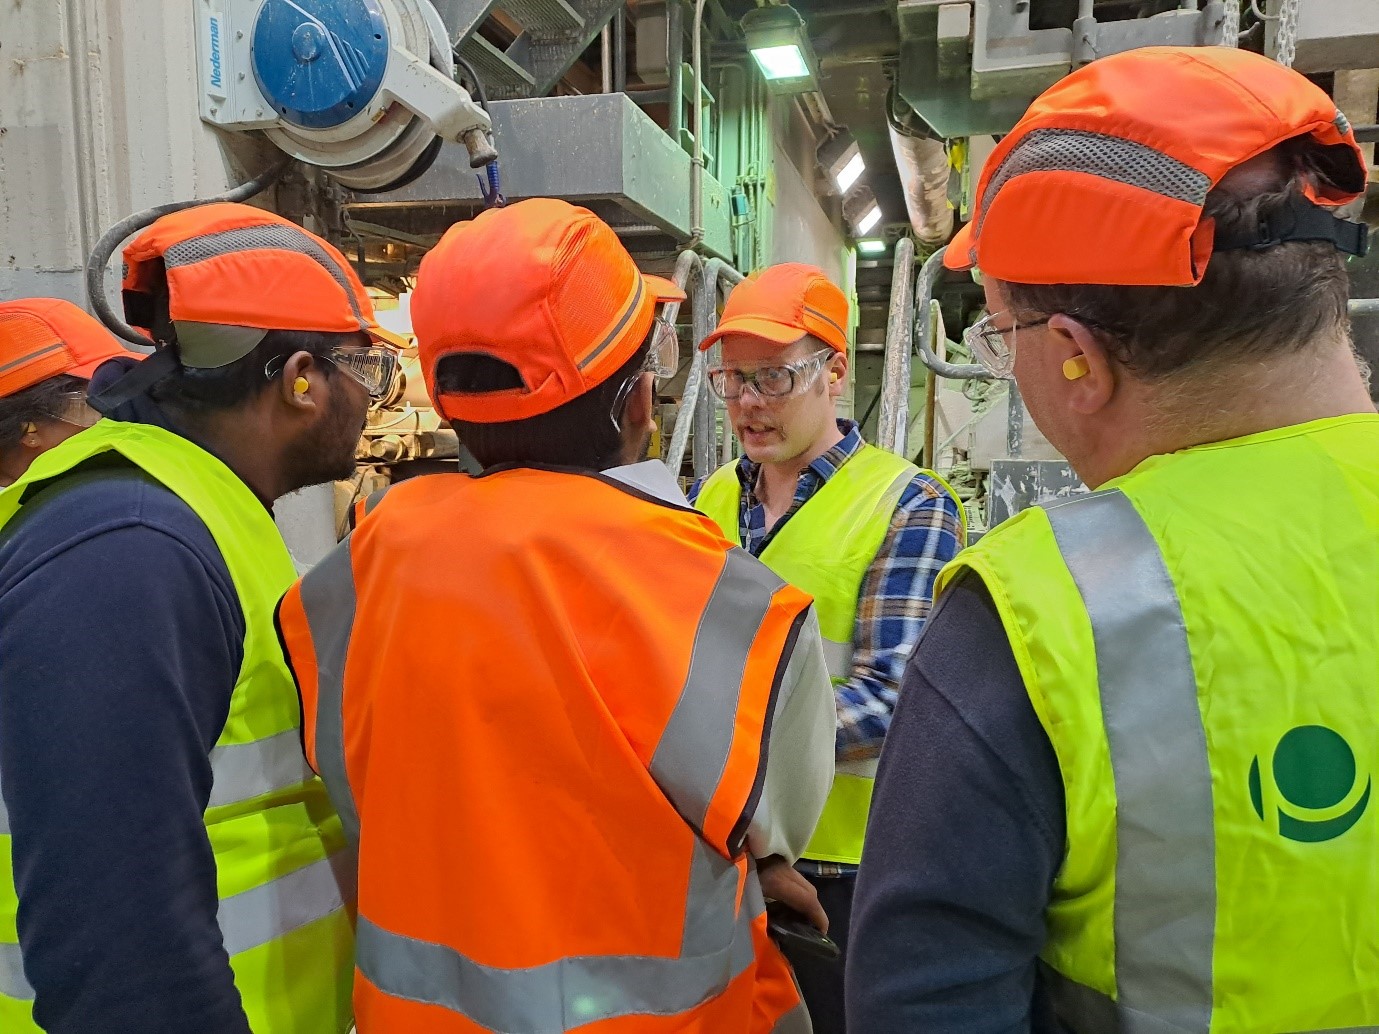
[766,899,841,960]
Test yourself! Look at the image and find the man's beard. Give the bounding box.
[282,392,366,492]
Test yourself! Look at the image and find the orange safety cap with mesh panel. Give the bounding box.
[0,298,135,398]
[946,46,1369,287]
[410,198,686,424]
[698,263,851,353]
[121,202,407,358]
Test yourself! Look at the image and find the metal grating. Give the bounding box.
[499,0,584,38]
[457,34,536,95]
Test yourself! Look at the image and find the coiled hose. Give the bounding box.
[84,156,294,346]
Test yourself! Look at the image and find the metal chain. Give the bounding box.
[1275,0,1302,68]
[1222,0,1240,46]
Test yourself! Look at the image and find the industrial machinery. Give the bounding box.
[195,0,495,189]
[2,0,1377,556]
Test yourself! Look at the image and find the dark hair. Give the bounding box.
[1003,148,1353,380]
[130,276,354,413]
[0,374,86,451]
[148,328,355,413]
[440,341,650,471]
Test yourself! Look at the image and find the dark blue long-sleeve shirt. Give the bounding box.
[846,573,1068,1033]
[0,360,254,1033]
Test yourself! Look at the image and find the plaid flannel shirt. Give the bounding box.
[689,420,964,763]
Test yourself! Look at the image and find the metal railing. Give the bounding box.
[660,250,744,477]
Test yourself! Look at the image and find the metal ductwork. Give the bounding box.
[887,89,953,249]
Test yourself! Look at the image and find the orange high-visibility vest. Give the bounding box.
[278,466,817,1033]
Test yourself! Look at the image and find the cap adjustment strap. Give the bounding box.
[1214,192,1369,258]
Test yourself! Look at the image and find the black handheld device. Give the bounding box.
[765,900,841,961]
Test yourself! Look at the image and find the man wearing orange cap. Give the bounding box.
[276,198,836,1032]
[0,203,404,1034]
[0,299,135,486]
[850,47,1377,1031]
[690,264,966,1033]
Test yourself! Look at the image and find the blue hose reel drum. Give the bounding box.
[252,0,391,130]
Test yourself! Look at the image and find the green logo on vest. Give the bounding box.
[1249,725,1370,843]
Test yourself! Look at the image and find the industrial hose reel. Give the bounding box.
[195,0,494,192]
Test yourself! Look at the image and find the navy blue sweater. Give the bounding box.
[0,361,255,1033]
[846,574,1068,1033]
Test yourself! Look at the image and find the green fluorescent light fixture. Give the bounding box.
[742,5,819,94]
[857,239,887,255]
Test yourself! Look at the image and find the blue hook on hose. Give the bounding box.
[477,161,506,209]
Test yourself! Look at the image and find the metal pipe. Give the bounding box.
[1351,297,1379,316]
[1078,0,1094,19]
[601,25,614,93]
[692,265,717,478]
[888,126,954,249]
[1007,383,1025,458]
[668,0,685,142]
[614,7,628,93]
[689,0,710,248]
[878,237,916,455]
[917,247,994,380]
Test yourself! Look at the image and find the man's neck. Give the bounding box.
[177,408,284,505]
[754,420,846,513]
[1086,343,1376,487]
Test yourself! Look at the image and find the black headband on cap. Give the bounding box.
[1214,192,1369,258]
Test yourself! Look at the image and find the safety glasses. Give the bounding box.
[707,348,834,402]
[322,345,400,399]
[611,317,683,432]
[45,391,101,429]
[266,344,400,400]
[962,312,1051,380]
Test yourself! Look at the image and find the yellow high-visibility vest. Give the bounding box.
[939,414,1379,1031]
[698,443,964,864]
[0,420,354,1033]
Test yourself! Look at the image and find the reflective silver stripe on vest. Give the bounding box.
[358,837,762,1032]
[208,728,316,809]
[772,1001,813,1034]
[218,848,356,957]
[298,538,362,846]
[820,637,852,680]
[648,546,786,840]
[0,941,34,1001]
[0,771,8,835]
[1045,490,1215,1033]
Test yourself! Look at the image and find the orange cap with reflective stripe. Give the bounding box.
[947,46,1369,287]
[412,198,686,423]
[0,298,134,398]
[699,263,850,354]
[121,202,406,367]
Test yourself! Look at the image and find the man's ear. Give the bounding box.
[1046,315,1116,416]
[622,372,655,433]
[827,351,847,398]
[279,351,326,413]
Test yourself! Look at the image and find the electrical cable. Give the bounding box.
[84,156,294,346]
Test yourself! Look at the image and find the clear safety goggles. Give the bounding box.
[45,391,101,429]
[266,344,400,400]
[962,312,1051,380]
[611,317,682,432]
[707,348,833,402]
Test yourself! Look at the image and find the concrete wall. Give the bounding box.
[0,0,274,306]
[0,0,330,564]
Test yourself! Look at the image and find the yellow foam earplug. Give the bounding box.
[1062,356,1090,381]
[24,422,37,434]
[830,373,840,383]
[293,377,310,395]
